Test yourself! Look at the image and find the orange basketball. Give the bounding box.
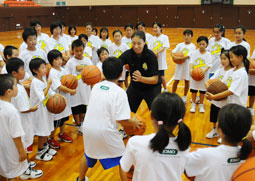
[207,79,228,101]
[46,63,52,78]
[127,166,134,181]
[124,113,146,136]
[21,80,32,97]
[191,68,204,81]
[231,157,255,181]
[207,79,218,86]
[46,94,66,114]
[81,65,101,85]
[173,52,185,64]
[61,74,78,89]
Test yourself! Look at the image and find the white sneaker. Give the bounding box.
[190,103,196,113]
[119,128,128,139]
[29,161,36,168]
[44,144,57,156]
[206,129,219,138]
[77,126,83,135]
[248,108,254,116]
[76,176,89,181]
[20,167,43,180]
[217,138,222,144]
[35,149,53,161]
[182,96,187,104]
[199,104,205,113]
[190,96,200,104]
[163,89,168,93]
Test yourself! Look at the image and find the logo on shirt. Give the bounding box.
[211,43,223,56]
[87,41,92,48]
[100,85,109,90]
[193,58,206,69]
[126,42,132,49]
[152,40,163,52]
[227,157,240,164]
[113,50,123,58]
[83,52,90,58]
[142,62,148,70]
[160,149,178,155]
[39,40,47,53]
[219,75,224,81]
[226,77,233,88]
[181,48,189,56]
[54,43,65,52]
[101,44,108,49]
[32,55,42,59]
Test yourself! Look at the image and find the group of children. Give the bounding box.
[0,18,254,181]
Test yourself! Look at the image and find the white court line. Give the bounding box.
[168,85,184,88]
[167,76,174,86]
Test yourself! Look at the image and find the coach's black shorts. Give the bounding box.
[190,89,206,94]
[210,104,221,123]
[71,105,87,115]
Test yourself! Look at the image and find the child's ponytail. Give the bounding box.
[150,124,170,153]
[239,138,252,160]
[176,121,191,151]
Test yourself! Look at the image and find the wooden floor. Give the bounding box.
[1,27,255,181]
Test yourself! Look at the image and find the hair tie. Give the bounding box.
[178,119,183,124]
[242,136,247,141]
[158,121,163,125]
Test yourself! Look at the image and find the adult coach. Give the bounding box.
[119,30,161,113]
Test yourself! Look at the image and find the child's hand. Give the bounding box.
[76,65,84,72]
[70,89,76,95]
[190,70,193,77]
[132,70,142,82]
[130,115,143,129]
[47,78,52,86]
[205,92,214,101]
[19,149,27,162]
[30,105,39,112]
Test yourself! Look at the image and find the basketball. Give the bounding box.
[81,65,101,85]
[231,157,255,181]
[46,63,52,78]
[249,60,255,75]
[207,79,218,85]
[191,68,204,81]
[173,52,185,64]
[124,113,146,136]
[207,79,228,101]
[46,94,66,114]
[61,74,78,89]
[21,80,32,96]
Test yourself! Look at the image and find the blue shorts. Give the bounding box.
[85,153,121,170]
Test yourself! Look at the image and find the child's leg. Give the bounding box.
[184,80,190,96]
[78,156,89,181]
[172,80,179,93]
[79,113,85,125]
[191,92,197,103]
[249,96,255,108]
[73,114,81,126]
[49,128,57,140]
[118,81,123,88]
[38,136,47,150]
[161,75,167,90]
[119,165,128,181]
[199,92,204,104]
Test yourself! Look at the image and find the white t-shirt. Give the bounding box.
[108,43,129,81]
[99,39,112,50]
[145,32,153,46]
[11,84,34,148]
[210,68,234,108]
[96,61,103,72]
[30,77,55,136]
[68,35,78,46]
[88,35,100,65]
[190,50,212,91]
[0,100,28,178]
[150,34,170,70]
[1,65,31,82]
[120,134,189,181]
[83,80,131,159]
[19,48,48,76]
[48,37,70,53]
[230,41,251,58]
[172,42,196,80]
[61,33,70,43]
[227,67,248,107]
[65,56,92,107]
[122,36,132,49]
[248,51,255,86]
[207,37,231,73]
[186,145,242,181]
[49,67,71,120]
[0,43,4,60]
[83,46,92,59]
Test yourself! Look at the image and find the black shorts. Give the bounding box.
[210,104,221,123]
[190,89,206,94]
[71,105,87,115]
[54,116,69,128]
[125,71,129,78]
[248,86,255,96]
[127,84,161,113]
[159,70,165,76]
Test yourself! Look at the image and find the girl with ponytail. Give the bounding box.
[186,104,252,181]
[120,93,191,181]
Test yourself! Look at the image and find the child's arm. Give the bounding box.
[116,117,142,128]
[44,78,52,96]
[21,105,38,113]
[58,85,76,95]
[153,47,166,56]
[171,52,189,60]
[13,137,27,162]
[132,70,158,84]
[190,64,194,76]
[205,90,233,101]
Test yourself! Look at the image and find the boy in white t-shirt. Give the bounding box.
[0,74,28,180]
[6,58,43,179]
[171,29,196,103]
[96,47,109,80]
[1,46,19,74]
[78,34,92,60]
[76,57,140,181]
[65,39,93,134]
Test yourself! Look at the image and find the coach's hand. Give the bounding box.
[132,70,142,82]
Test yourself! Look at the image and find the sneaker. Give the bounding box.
[76,176,89,181]
[248,108,254,116]
[217,138,222,144]
[119,128,128,139]
[29,161,36,168]
[199,104,205,113]
[163,89,168,93]
[190,103,196,113]
[182,96,187,104]
[77,126,83,135]
[48,138,60,149]
[20,167,43,180]
[26,144,33,153]
[190,96,200,104]
[44,144,57,156]
[35,149,53,161]
[58,133,73,143]
[206,129,219,138]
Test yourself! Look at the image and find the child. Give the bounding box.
[92,27,98,36]
[207,24,231,78]
[120,93,191,181]
[108,29,129,87]
[122,24,133,49]
[248,49,255,115]
[29,58,57,161]
[68,25,78,48]
[1,46,19,74]
[205,49,234,139]
[185,104,252,181]
[190,36,211,113]
[59,20,69,43]
[65,39,93,134]
[48,50,76,149]
[79,34,92,60]
[48,21,70,65]
[99,27,112,50]
[151,22,170,92]
[96,47,109,72]
[135,21,153,46]
[19,27,48,76]
[6,58,43,179]
[0,74,28,181]
[77,57,140,181]
[171,29,196,103]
